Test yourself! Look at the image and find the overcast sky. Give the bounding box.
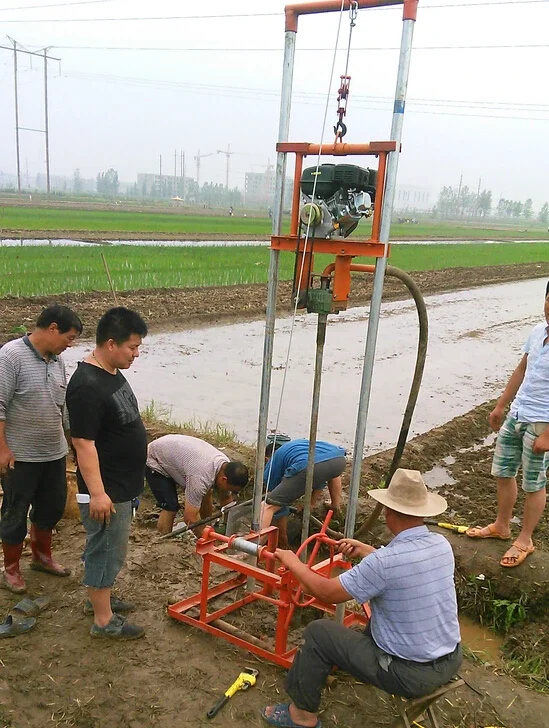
[0,0,547,206]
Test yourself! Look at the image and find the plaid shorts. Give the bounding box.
[491,415,549,492]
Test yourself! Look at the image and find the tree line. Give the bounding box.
[435,185,548,224]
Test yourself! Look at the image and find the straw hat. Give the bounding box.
[368,468,447,517]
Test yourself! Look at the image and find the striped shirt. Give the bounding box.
[146,434,229,508]
[339,526,460,662]
[0,336,69,462]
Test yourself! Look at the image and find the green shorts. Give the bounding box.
[491,415,549,492]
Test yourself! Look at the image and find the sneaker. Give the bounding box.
[83,596,136,616]
[89,613,144,640]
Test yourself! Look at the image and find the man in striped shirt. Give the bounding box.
[261,469,462,728]
[0,305,82,593]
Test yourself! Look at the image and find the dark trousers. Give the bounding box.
[0,458,67,545]
[286,620,462,713]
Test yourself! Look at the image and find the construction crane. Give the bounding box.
[194,149,214,188]
[217,144,259,189]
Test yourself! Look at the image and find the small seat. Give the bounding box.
[390,677,465,728]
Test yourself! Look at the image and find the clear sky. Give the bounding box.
[0,0,547,206]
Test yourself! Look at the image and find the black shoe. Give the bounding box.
[90,613,144,640]
[83,596,136,616]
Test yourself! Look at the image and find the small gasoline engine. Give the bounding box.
[299,163,377,238]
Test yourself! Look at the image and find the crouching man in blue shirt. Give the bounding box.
[260,439,346,547]
[261,469,462,728]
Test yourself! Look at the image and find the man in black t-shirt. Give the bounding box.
[67,307,148,640]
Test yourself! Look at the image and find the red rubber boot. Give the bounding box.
[30,525,71,577]
[2,542,26,593]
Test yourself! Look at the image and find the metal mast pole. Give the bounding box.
[343,2,418,545]
[43,49,51,195]
[13,40,21,194]
[251,30,297,532]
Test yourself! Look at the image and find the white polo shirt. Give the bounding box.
[510,322,549,423]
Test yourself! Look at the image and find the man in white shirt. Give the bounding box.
[467,281,549,567]
[145,434,249,534]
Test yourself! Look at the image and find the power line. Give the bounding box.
[2,0,547,22]
[53,68,549,119]
[0,0,117,11]
[51,43,549,51]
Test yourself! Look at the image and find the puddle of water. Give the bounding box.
[64,278,548,453]
[459,615,504,665]
[423,466,457,489]
[458,432,498,455]
[443,455,456,465]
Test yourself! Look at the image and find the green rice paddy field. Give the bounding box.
[1,205,548,240]
[1,243,549,298]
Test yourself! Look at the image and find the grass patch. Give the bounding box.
[141,400,239,449]
[1,242,549,297]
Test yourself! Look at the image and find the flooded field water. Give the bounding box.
[64,277,547,454]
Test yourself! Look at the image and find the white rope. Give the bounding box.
[264,0,354,492]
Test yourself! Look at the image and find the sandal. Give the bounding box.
[0,614,36,638]
[500,541,535,568]
[10,596,50,618]
[260,704,321,728]
[466,523,511,540]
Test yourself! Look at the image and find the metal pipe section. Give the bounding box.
[336,13,416,622]
[299,313,328,561]
[231,538,261,557]
[343,16,416,539]
[285,0,405,32]
[252,30,297,532]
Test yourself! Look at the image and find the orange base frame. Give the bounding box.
[167,524,370,669]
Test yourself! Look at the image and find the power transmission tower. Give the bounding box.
[0,38,60,195]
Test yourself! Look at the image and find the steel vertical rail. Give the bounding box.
[13,40,21,194]
[44,50,51,195]
[299,314,328,559]
[252,30,297,531]
[342,16,417,544]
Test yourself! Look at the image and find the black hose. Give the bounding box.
[353,265,428,538]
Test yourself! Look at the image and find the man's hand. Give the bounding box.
[533,430,549,454]
[336,538,376,559]
[488,404,506,432]
[0,445,15,475]
[274,548,302,571]
[90,492,116,524]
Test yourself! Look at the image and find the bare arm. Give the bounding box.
[275,549,352,604]
[336,538,376,559]
[72,437,115,523]
[183,502,204,537]
[0,421,15,473]
[489,354,528,431]
[327,477,342,511]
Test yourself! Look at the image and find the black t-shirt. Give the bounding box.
[66,362,147,503]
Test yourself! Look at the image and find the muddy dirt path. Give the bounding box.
[1,261,548,346]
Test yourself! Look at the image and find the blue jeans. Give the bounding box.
[78,501,132,589]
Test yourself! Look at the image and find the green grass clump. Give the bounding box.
[0,242,548,298]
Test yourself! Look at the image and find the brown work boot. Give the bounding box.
[29,525,71,577]
[2,542,26,593]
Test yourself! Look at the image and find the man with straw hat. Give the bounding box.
[261,468,461,728]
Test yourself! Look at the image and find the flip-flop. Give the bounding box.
[500,541,536,568]
[466,524,511,540]
[0,614,36,638]
[260,703,321,728]
[10,596,50,617]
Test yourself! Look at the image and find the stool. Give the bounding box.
[391,677,465,728]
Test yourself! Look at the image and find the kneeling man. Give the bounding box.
[261,469,462,728]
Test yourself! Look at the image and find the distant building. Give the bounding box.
[395,185,432,211]
[137,173,193,198]
[244,166,293,209]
